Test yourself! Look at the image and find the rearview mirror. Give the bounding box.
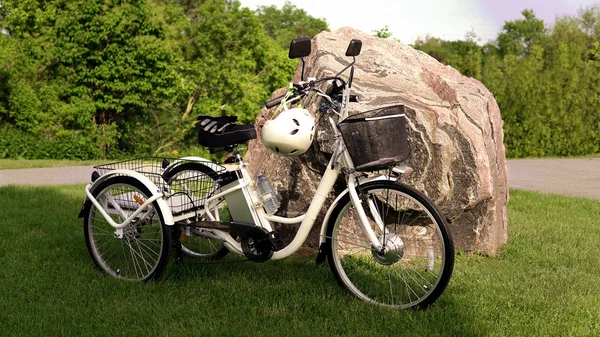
[288,38,311,59]
[345,39,362,57]
[289,37,311,80]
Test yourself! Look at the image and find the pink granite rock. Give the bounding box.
[245,27,508,254]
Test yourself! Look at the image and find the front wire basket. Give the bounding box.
[338,105,411,172]
[94,157,227,215]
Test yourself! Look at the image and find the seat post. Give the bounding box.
[223,145,245,165]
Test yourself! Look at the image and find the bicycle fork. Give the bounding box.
[346,177,401,254]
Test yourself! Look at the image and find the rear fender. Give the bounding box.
[163,156,224,175]
[77,169,174,226]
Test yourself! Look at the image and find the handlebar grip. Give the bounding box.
[264,94,286,109]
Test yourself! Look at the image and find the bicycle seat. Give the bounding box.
[197,115,257,148]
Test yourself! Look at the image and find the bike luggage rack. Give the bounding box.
[91,157,228,219]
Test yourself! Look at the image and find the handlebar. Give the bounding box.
[263,77,348,110]
[264,94,287,109]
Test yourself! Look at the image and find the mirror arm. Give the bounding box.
[334,58,355,79]
[300,57,306,81]
[348,56,356,88]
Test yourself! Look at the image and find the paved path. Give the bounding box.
[507,158,600,200]
[0,166,94,187]
[1,159,600,200]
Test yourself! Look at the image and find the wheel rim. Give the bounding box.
[87,183,165,281]
[331,187,447,308]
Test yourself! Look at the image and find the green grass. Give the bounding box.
[1,186,599,336]
[0,159,109,170]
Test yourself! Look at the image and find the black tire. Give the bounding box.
[84,175,172,281]
[162,162,229,260]
[325,181,454,309]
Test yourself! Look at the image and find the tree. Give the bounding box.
[483,7,600,157]
[497,9,545,56]
[255,0,329,49]
[157,0,295,129]
[413,36,482,79]
[0,0,179,157]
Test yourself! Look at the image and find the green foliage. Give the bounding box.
[413,8,600,157]
[372,25,401,43]
[413,37,482,79]
[255,0,329,49]
[175,0,294,123]
[497,9,546,57]
[0,124,100,159]
[4,0,599,159]
[0,0,309,159]
[0,0,180,158]
[373,25,393,39]
[150,0,295,154]
[489,10,600,157]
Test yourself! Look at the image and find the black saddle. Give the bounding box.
[197,115,257,148]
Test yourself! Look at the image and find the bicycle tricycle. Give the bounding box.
[79,37,454,309]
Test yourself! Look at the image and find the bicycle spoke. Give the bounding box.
[134,238,161,262]
[127,241,140,279]
[398,263,428,296]
[331,232,374,246]
[397,266,419,302]
[135,240,155,275]
[387,268,395,305]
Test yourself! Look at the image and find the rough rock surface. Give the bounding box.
[245,27,508,254]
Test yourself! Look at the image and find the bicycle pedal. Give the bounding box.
[268,231,284,251]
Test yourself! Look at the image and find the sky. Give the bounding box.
[240,0,600,44]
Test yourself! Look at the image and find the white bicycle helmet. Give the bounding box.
[261,108,315,156]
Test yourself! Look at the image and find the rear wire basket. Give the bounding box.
[338,105,411,172]
[94,157,227,215]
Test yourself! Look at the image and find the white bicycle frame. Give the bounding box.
[198,110,392,260]
[82,78,408,261]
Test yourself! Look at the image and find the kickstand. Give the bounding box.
[172,228,184,264]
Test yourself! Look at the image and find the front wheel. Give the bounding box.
[325,181,454,309]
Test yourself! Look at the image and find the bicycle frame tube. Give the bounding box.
[197,154,341,258]
[211,73,385,258]
[270,159,341,259]
[198,114,387,259]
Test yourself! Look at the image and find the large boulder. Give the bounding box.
[245,27,508,254]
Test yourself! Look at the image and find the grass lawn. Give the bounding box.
[0,186,599,336]
[0,159,109,170]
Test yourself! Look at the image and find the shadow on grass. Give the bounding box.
[0,184,485,337]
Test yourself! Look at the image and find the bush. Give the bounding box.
[0,124,100,160]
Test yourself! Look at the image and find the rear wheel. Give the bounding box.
[163,162,229,260]
[84,176,172,281]
[326,181,454,309]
